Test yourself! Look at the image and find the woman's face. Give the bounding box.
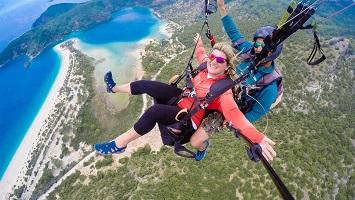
[207,49,228,77]
[254,38,265,54]
[254,37,273,60]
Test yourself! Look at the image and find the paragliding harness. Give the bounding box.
[236,64,284,114]
[157,61,234,158]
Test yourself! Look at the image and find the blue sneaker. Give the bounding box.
[195,140,209,161]
[104,71,116,93]
[94,140,126,155]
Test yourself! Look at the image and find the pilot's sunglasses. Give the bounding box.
[209,54,227,64]
[254,41,266,48]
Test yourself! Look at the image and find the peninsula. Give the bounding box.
[0,0,177,67]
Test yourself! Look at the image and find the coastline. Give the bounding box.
[94,20,173,112]
[0,20,173,199]
[135,20,172,80]
[0,44,71,198]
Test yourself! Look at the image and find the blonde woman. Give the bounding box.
[190,33,276,161]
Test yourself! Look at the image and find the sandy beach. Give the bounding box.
[0,44,71,199]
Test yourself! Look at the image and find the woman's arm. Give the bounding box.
[194,33,209,64]
[217,0,228,17]
[218,93,265,143]
[217,0,253,54]
[219,94,277,161]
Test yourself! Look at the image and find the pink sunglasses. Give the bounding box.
[209,53,227,64]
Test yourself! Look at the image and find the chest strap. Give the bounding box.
[177,77,235,124]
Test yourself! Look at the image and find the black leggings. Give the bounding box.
[130,80,193,135]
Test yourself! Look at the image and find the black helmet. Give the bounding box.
[251,26,283,62]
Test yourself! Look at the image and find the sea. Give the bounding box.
[0,2,168,180]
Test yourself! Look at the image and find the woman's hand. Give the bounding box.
[259,136,276,161]
[217,0,225,8]
[194,33,201,44]
[217,0,227,17]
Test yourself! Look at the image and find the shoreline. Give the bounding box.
[96,20,172,112]
[0,44,71,198]
[0,20,173,199]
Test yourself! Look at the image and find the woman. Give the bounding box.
[94,40,276,162]
[217,0,284,121]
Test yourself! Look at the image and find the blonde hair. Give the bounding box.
[212,42,242,90]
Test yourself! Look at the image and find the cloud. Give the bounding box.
[0,0,38,16]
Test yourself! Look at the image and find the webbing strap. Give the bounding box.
[177,75,247,125]
[306,29,326,65]
[185,73,201,114]
[174,142,195,158]
[171,0,216,87]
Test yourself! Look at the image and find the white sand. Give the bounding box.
[0,44,71,198]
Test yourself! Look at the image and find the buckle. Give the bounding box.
[199,101,209,109]
[175,108,188,121]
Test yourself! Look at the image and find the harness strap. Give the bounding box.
[185,72,202,117]
[178,77,236,125]
[306,28,326,65]
[237,65,284,113]
[171,62,209,124]
[178,102,204,125]
[206,27,215,47]
[231,38,245,49]
[173,142,195,158]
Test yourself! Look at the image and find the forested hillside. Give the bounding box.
[19,0,354,199]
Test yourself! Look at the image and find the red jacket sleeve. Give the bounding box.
[195,38,209,64]
[218,93,265,143]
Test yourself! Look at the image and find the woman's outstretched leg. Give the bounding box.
[111,83,131,94]
[95,104,187,155]
[94,128,140,155]
[104,71,131,93]
[190,127,210,162]
[104,71,183,104]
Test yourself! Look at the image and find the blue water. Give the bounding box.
[0,49,60,179]
[0,7,166,180]
[70,8,160,44]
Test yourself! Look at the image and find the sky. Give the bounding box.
[0,0,90,51]
[0,0,41,16]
